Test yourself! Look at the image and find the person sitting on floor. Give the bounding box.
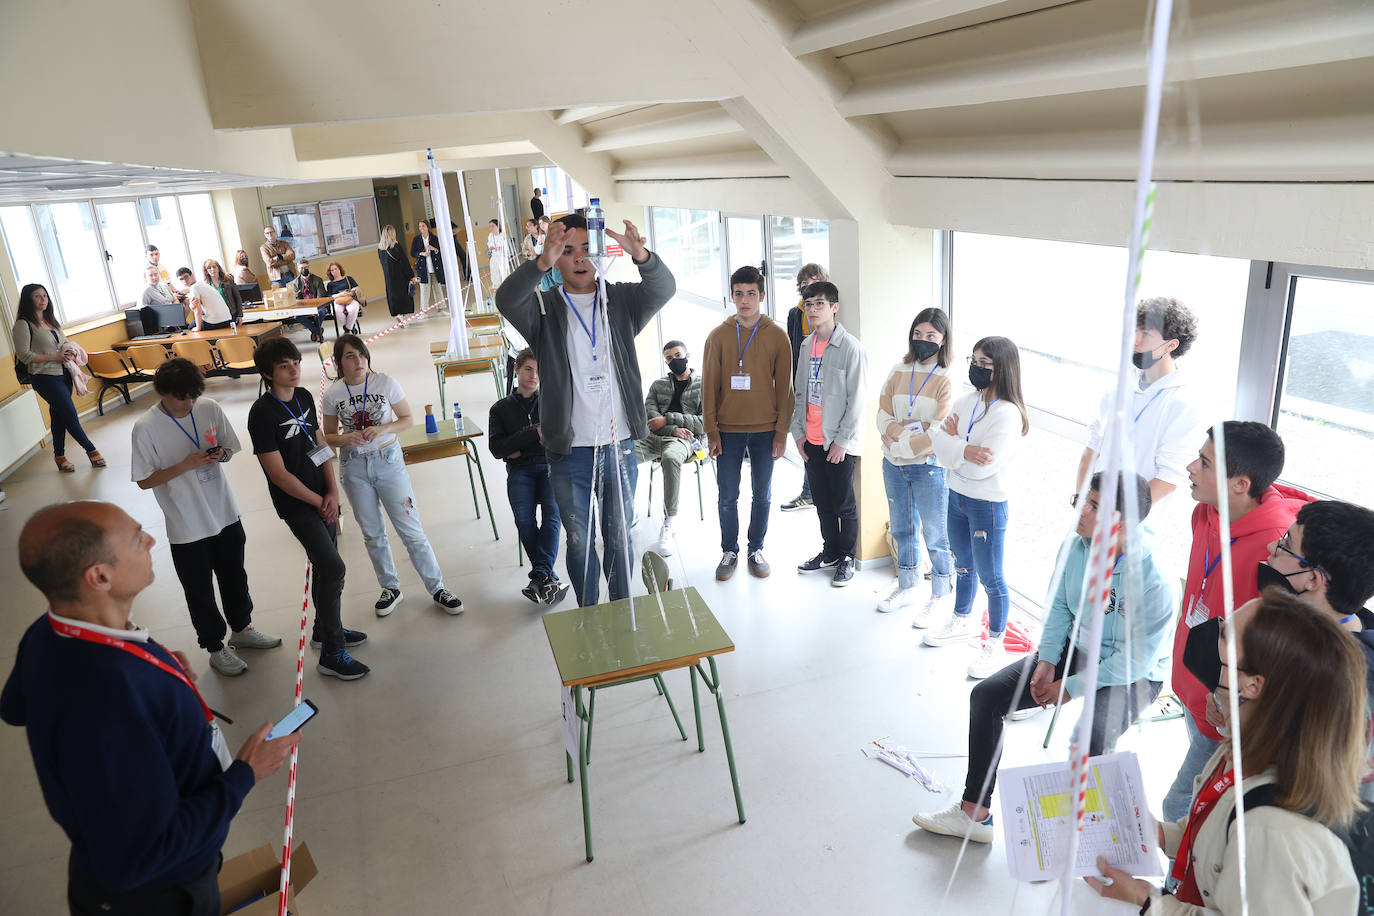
[912,472,1173,844]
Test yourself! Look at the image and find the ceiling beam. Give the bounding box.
[584,109,744,152]
[553,106,623,125]
[612,150,785,181]
[788,0,1059,56]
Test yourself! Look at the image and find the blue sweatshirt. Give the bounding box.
[1036,534,1175,700]
[1,614,255,894]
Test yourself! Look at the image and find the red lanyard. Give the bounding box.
[48,615,213,724]
[1169,760,1235,905]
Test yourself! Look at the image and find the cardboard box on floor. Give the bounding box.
[218,843,317,915]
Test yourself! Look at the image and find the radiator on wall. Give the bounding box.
[0,389,46,475]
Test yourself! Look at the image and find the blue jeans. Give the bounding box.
[297,305,331,338]
[716,431,774,553]
[507,462,561,582]
[30,372,96,457]
[947,490,1009,634]
[547,441,638,607]
[338,442,445,594]
[1162,711,1223,822]
[882,458,953,594]
[273,273,296,288]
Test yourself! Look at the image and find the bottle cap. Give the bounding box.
[590,198,600,206]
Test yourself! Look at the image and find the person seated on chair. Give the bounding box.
[324,261,364,334]
[176,267,232,333]
[289,259,330,343]
[488,348,569,607]
[912,472,1173,844]
[1260,499,1374,800]
[232,249,259,288]
[635,340,704,557]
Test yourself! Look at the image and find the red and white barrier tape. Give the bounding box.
[277,562,312,916]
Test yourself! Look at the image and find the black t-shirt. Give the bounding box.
[668,376,690,415]
[248,387,327,518]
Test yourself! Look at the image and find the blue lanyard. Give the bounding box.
[1134,388,1166,423]
[810,327,837,380]
[160,403,199,449]
[561,287,598,361]
[271,392,315,444]
[966,397,999,441]
[343,374,370,429]
[1202,537,1239,587]
[906,365,938,419]
[735,319,762,374]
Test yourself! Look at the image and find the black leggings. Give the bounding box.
[30,371,95,457]
[963,650,1161,808]
[283,512,345,654]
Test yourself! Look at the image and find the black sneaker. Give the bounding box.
[433,588,464,615]
[317,650,370,680]
[831,556,856,587]
[310,628,368,650]
[521,581,542,603]
[539,579,571,606]
[780,495,813,511]
[375,587,402,617]
[797,552,839,573]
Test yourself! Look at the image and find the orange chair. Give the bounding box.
[171,339,226,377]
[86,350,140,415]
[216,336,262,391]
[127,344,171,378]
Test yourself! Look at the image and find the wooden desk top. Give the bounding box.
[398,419,486,464]
[542,587,734,688]
[113,322,283,350]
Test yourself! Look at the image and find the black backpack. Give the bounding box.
[1228,784,1374,915]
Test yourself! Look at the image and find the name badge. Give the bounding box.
[904,420,925,434]
[1184,596,1211,629]
[730,374,751,391]
[807,377,823,407]
[583,374,609,393]
[309,443,334,466]
[210,721,233,772]
[195,464,220,484]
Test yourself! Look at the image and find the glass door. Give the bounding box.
[96,200,147,307]
[723,215,765,311]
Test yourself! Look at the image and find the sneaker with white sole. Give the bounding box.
[877,582,919,613]
[715,551,739,581]
[780,495,813,511]
[1008,706,1043,721]
[656,520,675,556]
[967,637,1006,679]
[747,550,770,578]
[228,625,283,650]
[208,646,247,676]
[539,579,571,606]
[910,593,951,629]
[375,587,402,616]
[432,588,463,614]
[923,612,975,647]
[912,802,994,843]
[310,628,367,651]
[797,552,838,573]
[317,649,370,680]
[831,556,856,587]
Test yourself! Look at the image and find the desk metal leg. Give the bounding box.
[463,449,480,518]
[654,674,688,742]
[490,359,503,399]
[470,446,499,540]
[435,366,446,412]
[566,750,574,783]
[690,665,704,752]
[585,688,597,764]
[575,686,594,861]
[705,657,746,824]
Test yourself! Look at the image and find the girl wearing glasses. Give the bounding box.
[925,336,1029,679]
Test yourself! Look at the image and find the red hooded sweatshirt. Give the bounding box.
[1171,483,1314,741]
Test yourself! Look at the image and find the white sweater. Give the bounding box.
[930,391,1024,502]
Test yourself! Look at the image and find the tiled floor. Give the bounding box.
[0,312,1181,915]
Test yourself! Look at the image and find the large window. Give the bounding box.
[1275,275,1374,504]
[530,167,587,215]
[768,216,830,304]
[2,192,224,323]
[651,207,724,304]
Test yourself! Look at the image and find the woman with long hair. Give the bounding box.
[377,225,415,316]
[1088,589,1364,913]
[876,307,956,620]
[231,249,258,287]
[202,259,244,322]
[320,334,462,616]
[11,284,104,472]
[925,335,1029,678]
[486,218,511,287]
[324,261,364,333]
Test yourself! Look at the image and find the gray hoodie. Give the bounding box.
[494,255,675,454]
[791,321,869,455]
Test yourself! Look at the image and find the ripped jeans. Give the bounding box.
[339,442,446,595]
[547,441,638,607]
[947,489,1010,634]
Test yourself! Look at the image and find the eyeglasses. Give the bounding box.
[966,356,995,370]
[1274,534,1328,579]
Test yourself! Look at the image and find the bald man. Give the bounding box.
[1,501,299,916]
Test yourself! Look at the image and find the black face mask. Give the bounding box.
[1182,617,1223,692]
[968,364,993,390]
[1256,561,1306,595]
[668,357,689,376]
[1132,345,1163,370]
[912,340,941,363]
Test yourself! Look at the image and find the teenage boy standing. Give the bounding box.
[635,340,704,556]
[792,281,868,587]
[132,358,281,676]
[494,214,675,607]
[1160,421,1311,819]
[702,265,793,580]
[247,337,369,681]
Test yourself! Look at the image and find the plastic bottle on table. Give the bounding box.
[453,402,464,431]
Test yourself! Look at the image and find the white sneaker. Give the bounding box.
[656,520,674,556]
[910,593,949,629]
[877,582,919,613]
[208,646,247,676]
[1008,706,1043,721]
[968,637,1006,680]
[923,613,975,647]
[227,625,282,650]
[912,802,994,843]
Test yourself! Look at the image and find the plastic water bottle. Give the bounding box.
[586,198,606,257]
[453,402,464,432]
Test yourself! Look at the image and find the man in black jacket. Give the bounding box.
[489,349,569,605]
